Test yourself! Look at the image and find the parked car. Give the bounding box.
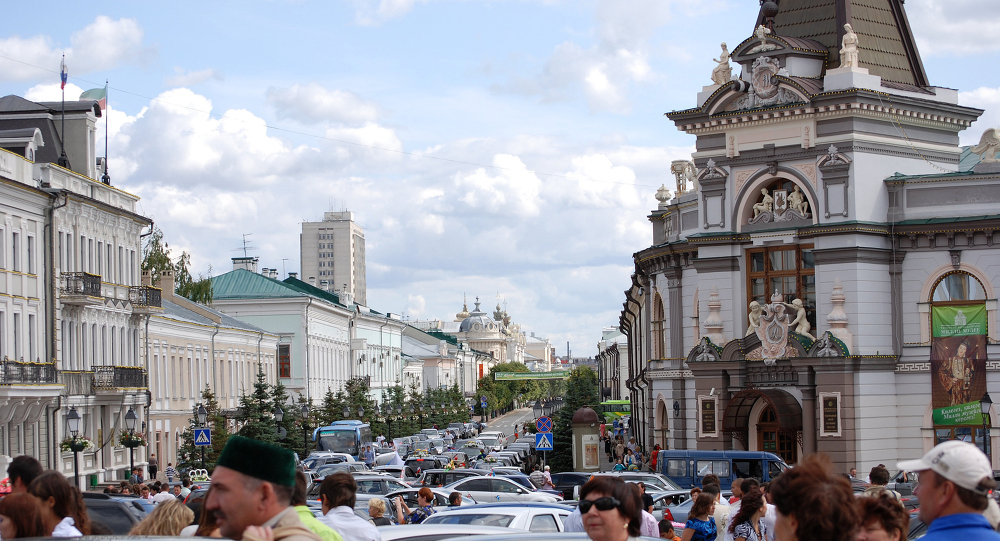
[386,487,478,508]
[422,502,574,531]
[377,524,514,541]
[415,468,483,488]
[404,457,448,478]
[548,471,592,500]
[81,493,145,534]
[445,476,562,503]
[593,472,681,492]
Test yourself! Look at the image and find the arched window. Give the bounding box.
[652,293,666,359]
[932,271,986,303]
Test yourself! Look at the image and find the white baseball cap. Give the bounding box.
[898,440,994,493]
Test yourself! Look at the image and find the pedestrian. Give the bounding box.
[152,482,176,504]
[605,434,613,462]
[5,455,43,494]
[849,467,858,480]
[203,435,321,541]
[130,467,144,485]
[724,479,759,541]
[855,492,909,541]
[318,472,381,541]
[396,487,436,524]
[728,491,767,541]
[660,519,681,541]
[0,492,47,538]
[529,465,546,488]
[28,470,91,536]
[702,483,729,541]
[368,499,391,526]
[291,471,342,541]
[897,440,1000,541]
[149,453,159,481]
[543,465,555,489]
[767,454,858,541]
[363,445,375,469]
[577,475,642,541]
[681,493,717,541]
[180,478,192,498]
[729,479,743,504]
[864,465,902,500]
[165,462,178,483]
[129,499,194,535]
[650,444,661,473]
[637,482,654,513]
[173,485,183,499]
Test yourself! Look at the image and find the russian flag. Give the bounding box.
[60,56,67,89]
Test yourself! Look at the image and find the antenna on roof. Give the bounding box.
[231,233,257,257]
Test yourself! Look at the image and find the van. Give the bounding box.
[657,450,789,488]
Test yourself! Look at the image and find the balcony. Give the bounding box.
[60,272,103,306]
[0,359,58,385]
[59,371,94,395]
[93,365,148,391]
[129,285,163,314]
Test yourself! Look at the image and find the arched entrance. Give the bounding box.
[724,388,802,465]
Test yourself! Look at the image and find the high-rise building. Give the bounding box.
[300,211,366,305]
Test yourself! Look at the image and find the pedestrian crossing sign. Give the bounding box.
[194,428,212,447]
[535,432,553,451]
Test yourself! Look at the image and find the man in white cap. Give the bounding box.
[898,440,1000,540]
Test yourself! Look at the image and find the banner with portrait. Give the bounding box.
[931,304,987,425]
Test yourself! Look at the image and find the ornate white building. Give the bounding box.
[622,1,999,475]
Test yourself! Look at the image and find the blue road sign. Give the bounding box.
[535,432,553,451]
[194,428,212,447]
[536,416,552,433]
[481,396,488,408]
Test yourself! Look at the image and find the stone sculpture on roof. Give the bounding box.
[839,24,860,69]
[748,25,779,54]
[711,43,732,86]
[970,128,1000,163]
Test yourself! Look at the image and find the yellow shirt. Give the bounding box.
[294,506,344,541]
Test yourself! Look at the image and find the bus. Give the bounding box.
[657,450,789,488]
[312,420,373,460]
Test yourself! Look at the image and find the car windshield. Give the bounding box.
[479,439,498,447]
[424,513,515,527]
[318,430,359,456]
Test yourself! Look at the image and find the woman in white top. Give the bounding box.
[28,470,90,537]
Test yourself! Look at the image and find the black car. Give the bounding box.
[81,493,145,534]
[548,471,592,500]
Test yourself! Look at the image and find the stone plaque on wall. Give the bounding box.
[820,392,841,437]
[699,396,718,437]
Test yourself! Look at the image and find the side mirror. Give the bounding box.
[517,488,525,494]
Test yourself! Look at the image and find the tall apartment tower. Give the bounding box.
[300,211,367,305]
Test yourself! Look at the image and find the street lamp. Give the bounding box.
[342,405,350,419]
[982,392,993,462]
[301,404,310,455]
[533,400,542,420]
[66,407,82,489]
[124,407,138,476]
[274,406,285,440]
[196,403,208,469]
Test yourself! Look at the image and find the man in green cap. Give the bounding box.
[205,435,321,541]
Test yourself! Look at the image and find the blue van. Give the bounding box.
[657,450,789,488]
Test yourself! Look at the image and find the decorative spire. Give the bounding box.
[826,278,854,351]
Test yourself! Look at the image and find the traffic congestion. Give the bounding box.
[3,408,1000,541]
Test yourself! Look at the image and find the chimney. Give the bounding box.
[288,272,298,279]
[159,270,175,298]
[232,256,259,272]
[141,269,152,287]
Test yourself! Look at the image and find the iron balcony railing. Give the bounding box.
[0,359,58,385]
[62,272,102,297]
[93,365,148,390]
[129,285,162,308]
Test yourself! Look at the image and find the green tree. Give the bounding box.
[549,366,598,472]
[178,386,231,471]
[237,367,279,444]
[141,227,173,284]
[141,227,214,304]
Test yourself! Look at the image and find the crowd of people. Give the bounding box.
[4,437,1000,541]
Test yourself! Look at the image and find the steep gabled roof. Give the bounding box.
[757,0,928,86]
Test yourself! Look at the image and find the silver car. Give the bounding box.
[422,502,573,532]
[446,476,561,503]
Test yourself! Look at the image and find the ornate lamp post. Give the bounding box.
[301,403,310,455]
[124,407,138,475]
[342,405,350,419]
[982,392,993,462]
[196,403,208,469]
[274,406,285,441]
[66,407,82,488]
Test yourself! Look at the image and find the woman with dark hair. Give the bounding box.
[768,454,859,541]
[579,475,643,541]
[680,492,717,541]
[0,492,47,538]
[728,491,767,541]
[855,492,910,541]
[28,470,90,537]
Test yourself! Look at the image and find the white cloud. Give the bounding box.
[960,86,1000,146]
[908,0,1000,56]
[70,16,149,72]
[406,294,427,317]
[351,0,425,25]
[455,154,542,217]
[267,83,379,125]
[165,68,222,87]
[0,35,59,82]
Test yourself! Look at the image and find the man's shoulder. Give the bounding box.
[925,513,1000,540]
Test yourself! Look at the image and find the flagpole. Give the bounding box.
[101,80,110,184]
[58,53,69,167]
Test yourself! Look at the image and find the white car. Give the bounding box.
[421,502,573,532]
[446,476,562,503]
[378,524,515,541]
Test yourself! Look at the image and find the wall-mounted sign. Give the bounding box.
[698,396,718,438]
[819,392,841,437]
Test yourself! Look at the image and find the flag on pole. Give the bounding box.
[80,85,107,111]
[60,55,67,89]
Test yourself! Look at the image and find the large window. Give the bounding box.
[278,344,291,378]
[746,244,816,332]
[652,293,665,358]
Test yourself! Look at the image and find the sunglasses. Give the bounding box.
[580,496,621,513]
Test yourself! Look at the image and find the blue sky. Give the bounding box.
[3,0,999,356]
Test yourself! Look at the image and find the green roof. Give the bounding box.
[211,269,307,300]
[281,277,345,307]
[423,329,460,346]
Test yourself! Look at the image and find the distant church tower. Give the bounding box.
[300,211,367,305]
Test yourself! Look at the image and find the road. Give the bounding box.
[485,407,537,436]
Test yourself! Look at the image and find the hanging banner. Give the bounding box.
[931,304,987,425]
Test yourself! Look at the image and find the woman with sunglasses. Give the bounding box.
[578,476,643,541]
[681,492,717,541]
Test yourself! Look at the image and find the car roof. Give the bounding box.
[434,501,575,511]
[377,524,516,541]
